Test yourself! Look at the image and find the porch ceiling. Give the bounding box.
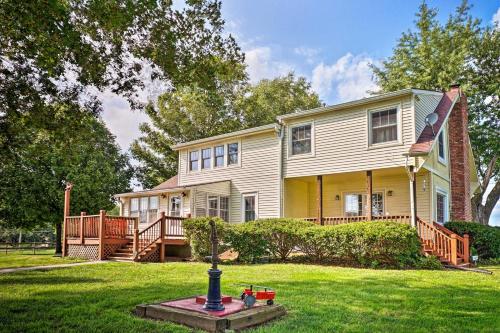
[285,167,409,184]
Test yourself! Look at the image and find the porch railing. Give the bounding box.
[304,215,411,226]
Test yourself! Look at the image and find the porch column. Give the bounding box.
[317,175,323,225]
[366,171,372,221]
[409,166,417,227]
[119,199,124,216]
[62,183,72,257]
[98,210,106,260]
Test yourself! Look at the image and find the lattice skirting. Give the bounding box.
[67,244,99,260]
[139,246,160,262]
[103,243,123,259]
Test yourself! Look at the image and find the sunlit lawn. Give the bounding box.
[0,262,499,333]
[0,249,84,269]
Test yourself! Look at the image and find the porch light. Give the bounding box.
[387,190,393,197]
[422,180,427,192]
[335,195,340,201]
[181,191,187,197]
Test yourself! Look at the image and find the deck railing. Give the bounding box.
[304,215,411,226]
[105,216,137,238]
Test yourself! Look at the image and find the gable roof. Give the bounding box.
[409,89,460,156]
[152,175,178,190]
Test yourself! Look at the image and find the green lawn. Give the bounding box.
[0,249,84,269]
[0,262,499,333]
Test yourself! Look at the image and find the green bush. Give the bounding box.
[444,221,500,259]
[415,255,443,270]
[298,222,421,268]
[254,218,316,260]
[224,222,268,263]
[183,217,227,260]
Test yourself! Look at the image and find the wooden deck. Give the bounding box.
[62,211,187,262]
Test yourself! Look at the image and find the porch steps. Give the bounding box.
[106,240,161,262]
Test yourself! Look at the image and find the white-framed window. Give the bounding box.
[130,196,159,223]
[291,123,312,155]
[220,196,229,221]
[208,196,218,217]
[228,143,239,165]
[214,145,224,167]
[242,193,258,222]
[436,189,448,224]
[170,196,181,217]
[130,198,139,214]
[148,196,159,223]
[201,148,211,169]
[438,130,446,164]
[344,192,384,217]
[369,107,399,145]
[140,197,149,223]
[189,151,199,171]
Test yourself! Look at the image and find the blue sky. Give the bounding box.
[100,0,500,224]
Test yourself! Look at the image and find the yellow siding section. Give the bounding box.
[178,132,281,223]
[284,168,432,221]
[414,92,443,139]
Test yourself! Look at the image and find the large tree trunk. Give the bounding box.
[472,180,500,225]
[55,221,62,254]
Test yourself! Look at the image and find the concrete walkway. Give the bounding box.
[0,261,107,274]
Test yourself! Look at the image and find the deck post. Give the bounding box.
[98,210,106,260]
[450,234,458,265]
[62,183,73,257]
[79,212,86,244]
[366,171,372,221]
[160,212,166,262]
[317,175,323,225]
[463,234,470,264]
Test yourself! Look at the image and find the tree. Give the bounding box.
[0,105,132,253]
[372,1,499,224]
[132,73,322,188]
[236,73,322,128]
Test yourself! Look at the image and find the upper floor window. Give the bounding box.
[228,143,239,165]
[291,124,312,155]
[214,145,224,167]
[438,131,446,163]
[189,151,199,171]
[201,148,211,169]
[370,108,398,144]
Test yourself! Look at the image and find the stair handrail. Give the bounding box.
[416,217,455,264]
[432,221,469,262]
[133,212,165,259]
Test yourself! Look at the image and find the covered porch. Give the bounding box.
[284,167,431,225]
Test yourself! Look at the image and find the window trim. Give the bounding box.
[201,147,212,170]
[186,140,241,174]
[288,121,315,159]
[227,142,241,167]
[169,195,183,217]
[241,192,258,222]
[206,195,230,221]
[435,187,449,224]
[437,129,447,165]
[367,104,402,148]
[213,145,225,168]
[130,196,159,224]
[188,150,200,172]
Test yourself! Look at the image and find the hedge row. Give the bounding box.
[444,221,500,259]
[183,217,422,268]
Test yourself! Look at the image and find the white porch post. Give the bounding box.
[409,166,416,227]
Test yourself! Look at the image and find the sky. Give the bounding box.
[100,0,500,225]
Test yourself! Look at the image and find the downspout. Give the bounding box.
[276,120,285,217]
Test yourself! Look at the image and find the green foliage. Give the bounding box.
[444,221,500,259]
[224,223,268,263]
[182,217,227,260]
[371,1,499,223]
[254,218,316,260]
[297,226,331,263]
[415,256,444,270]
[132,73,322,188]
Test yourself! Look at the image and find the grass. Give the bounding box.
[0,262,499,333]
[0,249,84,269]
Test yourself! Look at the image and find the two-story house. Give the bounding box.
[116,85,479,228]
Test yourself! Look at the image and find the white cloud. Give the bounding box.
[294,46,320,64]
[245,46,293,83]
[492,7,500,28]
[311,53,378,103]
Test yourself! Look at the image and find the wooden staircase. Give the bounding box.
[107,240,135,261]
[416,218,470,267]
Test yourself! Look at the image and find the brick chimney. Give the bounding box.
[447,84,472,221]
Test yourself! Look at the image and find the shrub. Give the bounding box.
[183,217,227,260]
[444,221,500,259]
[415,255,443,270]
[224,222,268,263]
[254,218,316,260]
[298,222,421,268]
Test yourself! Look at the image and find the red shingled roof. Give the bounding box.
[152,175,179,190]
[409,89,459,156]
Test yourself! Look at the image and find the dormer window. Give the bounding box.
[370,108,398,145]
